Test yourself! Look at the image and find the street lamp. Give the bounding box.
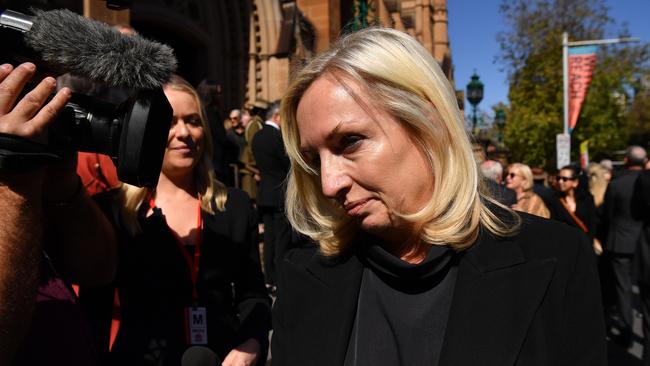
[466,72,484,135]
[495,108,506,145]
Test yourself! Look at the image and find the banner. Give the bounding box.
[580,140,589,169]
[568,46,597,132]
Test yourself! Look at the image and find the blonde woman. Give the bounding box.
[271,28,606,365]
[110,76,270,366]
[506,163,550,218]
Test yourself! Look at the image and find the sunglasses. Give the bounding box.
[507,172,520,179]
[230,116,239,120]
[556,176,576,182]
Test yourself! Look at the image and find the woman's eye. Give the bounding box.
[340,135,362,151]
[187,117,201,126]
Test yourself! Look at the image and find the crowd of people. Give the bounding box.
[480,146,650,358]
[1,23,650,366]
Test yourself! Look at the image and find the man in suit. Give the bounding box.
[632,168,650,364]
[251,101,291,291]
[602,145,648,344]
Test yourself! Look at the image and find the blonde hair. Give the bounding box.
[281,27,519,257]
[509,163,534,191]
[121,75,228,235]
[588,163,608,207]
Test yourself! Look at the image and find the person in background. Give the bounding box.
[600,159,614,182]
[110,75,271,366]
[505,163,550,218]
[251,101,291,292]
[632,166,650,365]
[272,27,606,366]
[197,79,233,186]
[601,146,647,346]
[479,160,515,206]
[552,165,597,235]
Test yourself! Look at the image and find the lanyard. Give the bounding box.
[149,194,203,301]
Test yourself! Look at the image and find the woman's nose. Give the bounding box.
[173,120,190,137]
[320,156,351,199]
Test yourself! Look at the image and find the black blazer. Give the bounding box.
[550,190,597,237]
[602,169,643,254]
[633,170,650,285]
[272,214,606,366]
[251,124,290,208]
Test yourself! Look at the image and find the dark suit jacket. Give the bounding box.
[550,190,597,238]
[602,169,643,254]
[272,214,606,366]
[251,124,290,208]
[633,170,650,285]
[484,178,516,206]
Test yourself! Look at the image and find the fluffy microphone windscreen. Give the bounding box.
[24,9,177,90]
[181,346,220,366]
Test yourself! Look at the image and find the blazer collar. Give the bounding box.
[438,230,557,366]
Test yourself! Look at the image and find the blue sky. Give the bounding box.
[448,0,650,120]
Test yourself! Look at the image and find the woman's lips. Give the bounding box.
[345,199,369,216]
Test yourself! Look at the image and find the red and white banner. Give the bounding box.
[568,46,597,132]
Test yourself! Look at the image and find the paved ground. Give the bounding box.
[607,286,644,365]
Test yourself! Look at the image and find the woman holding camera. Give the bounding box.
[110,75,271,366]
[271,28,606,366]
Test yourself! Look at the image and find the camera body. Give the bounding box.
[0,8,173,188]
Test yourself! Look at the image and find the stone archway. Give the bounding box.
[130,0,252,119]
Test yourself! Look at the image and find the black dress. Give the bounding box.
[110,188,271,366]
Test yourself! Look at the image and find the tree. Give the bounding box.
[497,0,649,170]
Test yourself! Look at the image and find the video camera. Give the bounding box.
[0,8,176,188]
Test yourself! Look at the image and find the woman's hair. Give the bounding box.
[509,163,534,191]
[281,27,519,257]
[587,163,608,207]
[121,75,228,235]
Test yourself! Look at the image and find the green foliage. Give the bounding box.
[497,0,650,170]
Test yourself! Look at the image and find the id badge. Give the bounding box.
[184,306,208,345]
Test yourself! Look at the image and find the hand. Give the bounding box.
[0,63,71,144]
[593,238,603,256]
[221,338,261,366]
[0,63,71,193]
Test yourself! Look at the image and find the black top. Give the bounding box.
[110,188,271,366]
[344,242,457,366]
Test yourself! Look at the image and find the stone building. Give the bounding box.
[1,0,456,119]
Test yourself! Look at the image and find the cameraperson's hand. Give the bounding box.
[0,63,71,144]
[0,63,71,193]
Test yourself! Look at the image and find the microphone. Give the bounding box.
[0,8,176,90]
[181,346,220,366]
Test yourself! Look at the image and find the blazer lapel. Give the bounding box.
[287,250,363,365]
[439,233,557,366]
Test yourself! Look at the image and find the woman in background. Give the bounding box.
[506,163,550,218]
[111,75,271,366]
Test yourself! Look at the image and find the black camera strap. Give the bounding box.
[0,132,61,171]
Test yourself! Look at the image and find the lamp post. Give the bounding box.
[466,72,484,136]
[495,108,506,145]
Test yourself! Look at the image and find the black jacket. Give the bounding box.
[111,188,271,365]
[251,124,290,208]
[633,170,650,285]
[602,169,643,254]
[272,213,606,366]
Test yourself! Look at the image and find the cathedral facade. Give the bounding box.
[3,0,455,119]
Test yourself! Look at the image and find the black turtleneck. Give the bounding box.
[343,238,458,366]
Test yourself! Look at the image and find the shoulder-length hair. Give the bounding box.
[121,75,228,235]
[281,27,519,257]
[510,163,534,191]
